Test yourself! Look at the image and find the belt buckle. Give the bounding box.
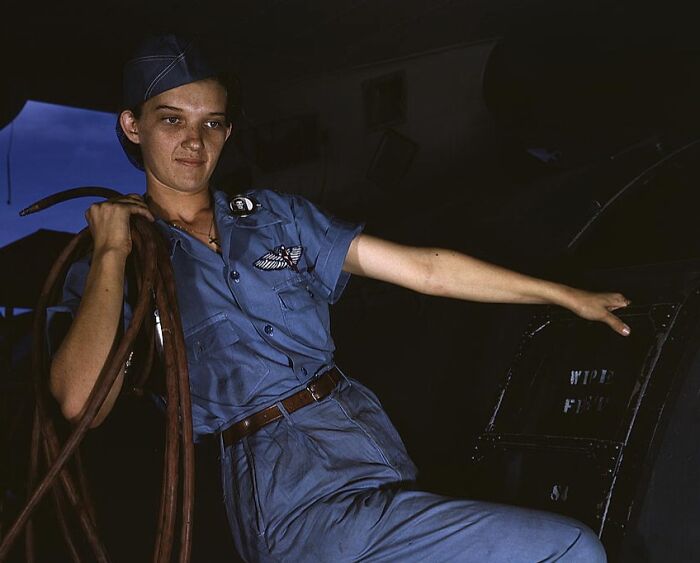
[307,380,322,401]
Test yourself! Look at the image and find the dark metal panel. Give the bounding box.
[472,434,623,535]
[471,268,700,560]
[485,303,679,441]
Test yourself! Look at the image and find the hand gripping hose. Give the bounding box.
[0,187,195,563]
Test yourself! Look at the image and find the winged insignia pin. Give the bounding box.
[254,245,304,272]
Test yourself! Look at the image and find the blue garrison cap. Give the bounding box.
[116,34,218,169]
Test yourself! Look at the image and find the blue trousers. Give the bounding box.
[219,377,606,562]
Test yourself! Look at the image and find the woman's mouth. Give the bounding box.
[176,158,205,167]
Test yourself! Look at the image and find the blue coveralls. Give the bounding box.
[53,189,606,562]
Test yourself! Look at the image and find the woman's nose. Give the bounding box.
[182,126,203,151]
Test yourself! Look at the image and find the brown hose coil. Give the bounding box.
[0,187,195,563]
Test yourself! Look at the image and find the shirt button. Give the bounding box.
[264,324,274,335]
[230,270,240,283]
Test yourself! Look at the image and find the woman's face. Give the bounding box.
[120,78,232,195]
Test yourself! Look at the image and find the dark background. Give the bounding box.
[4,1,700,561]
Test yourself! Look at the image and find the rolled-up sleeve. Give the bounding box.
[288,194,364,304]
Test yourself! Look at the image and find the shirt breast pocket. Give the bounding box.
[275,276,332,350]
[185,313,269,406]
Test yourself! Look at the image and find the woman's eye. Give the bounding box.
[205,120,222,129]
[163,116,180,125]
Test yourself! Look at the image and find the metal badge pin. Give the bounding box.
[229,195,260,217]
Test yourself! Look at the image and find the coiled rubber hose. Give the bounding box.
[0,187,195,563]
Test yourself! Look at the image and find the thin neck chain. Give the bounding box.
[168,213,221,249]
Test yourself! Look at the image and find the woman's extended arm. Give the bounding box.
[343,234,631,336]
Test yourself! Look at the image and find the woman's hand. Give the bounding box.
[566,289,632,336]
[85,194,154,257]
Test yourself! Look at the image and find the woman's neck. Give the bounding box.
[145,186,213,224]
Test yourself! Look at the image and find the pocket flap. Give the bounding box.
[186,314,240,360]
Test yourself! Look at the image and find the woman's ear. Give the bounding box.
[119,110,140,144]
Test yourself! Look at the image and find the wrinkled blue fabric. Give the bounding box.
[49,189,607,562]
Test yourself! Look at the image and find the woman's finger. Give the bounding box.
[604,311,631,336]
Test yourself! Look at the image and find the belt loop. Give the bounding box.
[277,400,293,421]
[333,365,348,383]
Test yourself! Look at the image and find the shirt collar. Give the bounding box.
[151,190,288,258]
[154,218,183,258]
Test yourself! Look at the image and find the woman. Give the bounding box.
[50,34,628,561]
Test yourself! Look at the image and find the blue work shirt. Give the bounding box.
[51,189,363,440]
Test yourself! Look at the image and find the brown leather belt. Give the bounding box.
[221,367,341,447]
